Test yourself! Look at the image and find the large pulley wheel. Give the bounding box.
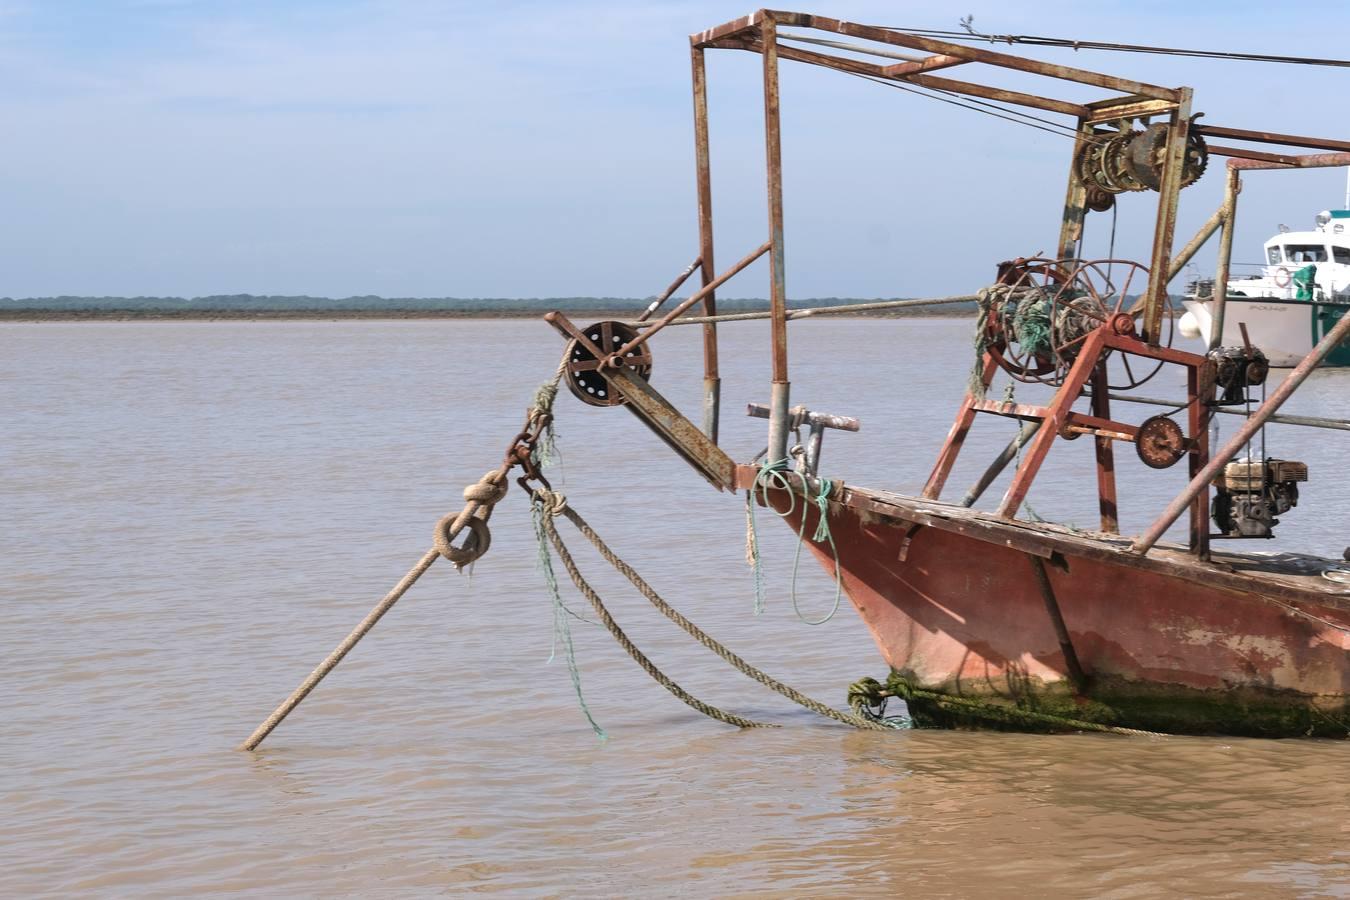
[1059,259,1173,391]
[564,320,653,407]
[982,257,1171,391]
[1135,415,1186,469]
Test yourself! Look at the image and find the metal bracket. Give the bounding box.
[746,403,860,477]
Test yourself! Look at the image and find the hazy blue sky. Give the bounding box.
[2,0,1347,298]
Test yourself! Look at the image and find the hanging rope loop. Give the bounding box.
[434,512,492,568]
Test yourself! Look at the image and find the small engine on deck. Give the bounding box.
[1208,345,1269,405]
[1212,459,1308,538]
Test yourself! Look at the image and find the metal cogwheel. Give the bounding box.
[1135,414,1187,469]
[1126,122,1208,192]
[1075,131,1144,196]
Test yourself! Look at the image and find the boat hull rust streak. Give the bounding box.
[762,486,1350,737]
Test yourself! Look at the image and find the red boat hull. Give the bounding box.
[776,493,1350,736]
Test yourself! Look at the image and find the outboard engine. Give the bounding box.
[1212,458,1308,538]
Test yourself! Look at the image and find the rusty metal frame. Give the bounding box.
[690,46,720,442]
[678,10,1349,463]
[542,10,1350,558]
[923,327,1213,550]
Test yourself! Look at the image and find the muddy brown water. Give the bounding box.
[4,319,1348,896]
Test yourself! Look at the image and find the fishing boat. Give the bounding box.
[527,12,1350,738]
[242,11,1350,750]
[1180,203,1350,366]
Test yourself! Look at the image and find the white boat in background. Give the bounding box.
[1181,205,1350,366]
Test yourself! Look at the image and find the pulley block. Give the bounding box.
[1135,415,1187,469]
[563,320,653,407]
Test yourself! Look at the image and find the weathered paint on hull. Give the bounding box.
[783,500,1350,737]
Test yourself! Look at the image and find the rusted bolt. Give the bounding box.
[1110,313,1136,336]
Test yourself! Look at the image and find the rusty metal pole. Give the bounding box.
[1210,165,1242,351]
[1126,203,1225,319]
[1057,118,1091,261]
[1134,307,1350,553]
[1141,91,1193,345]
[1089,364,1119,533]
[1186,362,1213,558]
[959,420,1040,508]
[761,13,791,464]
[1169,204,1226,281]
[691,45,722,443]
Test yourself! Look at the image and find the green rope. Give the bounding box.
[790,477,842,626]
[532,498,607,740]
[746,462,844,625]
[1012,290,1053,358]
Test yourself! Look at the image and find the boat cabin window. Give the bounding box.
[1334,246,1350,264]
[1267,246,1283,264]
[1284,244,1328,263]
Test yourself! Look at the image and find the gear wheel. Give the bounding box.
[1075,119,1208,200]
[1124,121,1208,191]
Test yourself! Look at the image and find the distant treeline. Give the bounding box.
[0,294,979,317]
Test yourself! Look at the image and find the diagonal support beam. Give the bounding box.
[605,368,738,491]
[880,53,968,77]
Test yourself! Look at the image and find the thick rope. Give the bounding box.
[239,360,568,751]
[535,496,776,730]
[540,491,894,732]
[529,356,568,471]
[238,548,442,751]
